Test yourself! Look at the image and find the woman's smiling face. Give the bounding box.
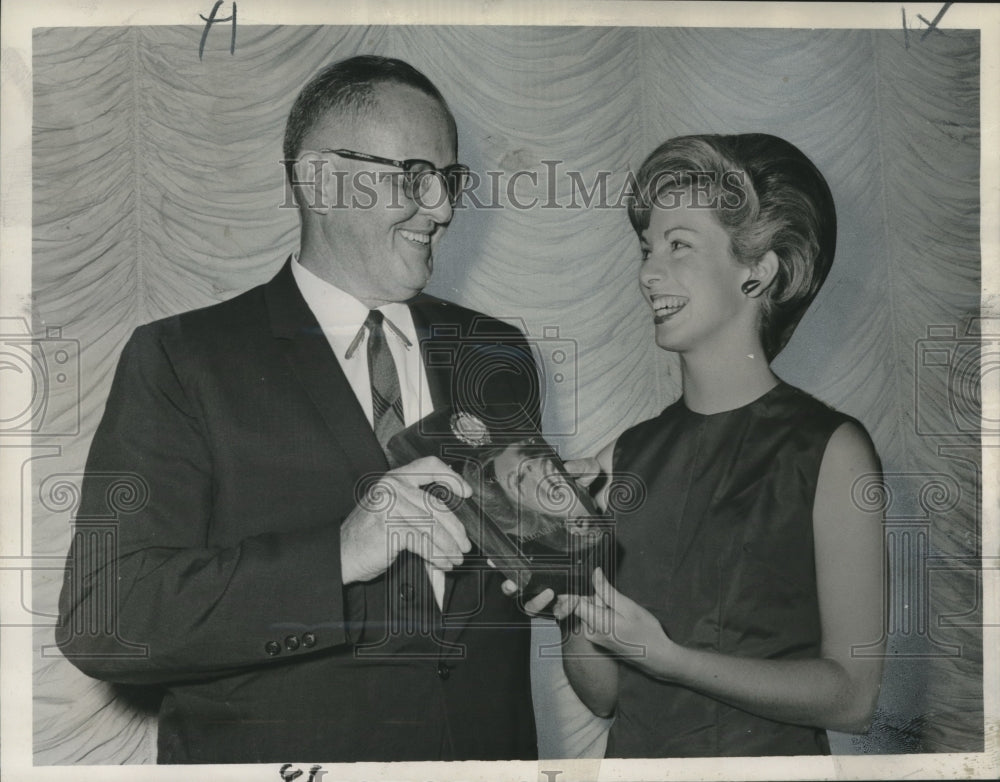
[638,199,751,357]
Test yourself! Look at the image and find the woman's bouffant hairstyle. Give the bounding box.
[627,134,837,360]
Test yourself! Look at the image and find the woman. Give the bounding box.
[539,134,886,757]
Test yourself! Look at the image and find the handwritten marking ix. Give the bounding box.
[901,2,953,49]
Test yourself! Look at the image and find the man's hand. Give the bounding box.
[340,456,472,585]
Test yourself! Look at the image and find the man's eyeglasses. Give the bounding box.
[320,148,470,206]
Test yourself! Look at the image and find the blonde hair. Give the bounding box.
[628,134,837,360]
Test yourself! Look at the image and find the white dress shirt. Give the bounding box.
[291,256,445,608]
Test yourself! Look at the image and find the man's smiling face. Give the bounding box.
[310,82,458,307]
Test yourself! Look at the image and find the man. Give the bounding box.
[57,55,539,764]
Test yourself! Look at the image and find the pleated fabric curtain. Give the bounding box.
[31,26,981,762]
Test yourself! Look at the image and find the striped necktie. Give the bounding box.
[365,309,405,450]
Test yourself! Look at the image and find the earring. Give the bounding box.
[741,279,761,296]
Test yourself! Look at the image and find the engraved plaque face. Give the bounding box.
[387,406,614,599]
[477,439,594,537]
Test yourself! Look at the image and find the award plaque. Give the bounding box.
[386,404,613,606]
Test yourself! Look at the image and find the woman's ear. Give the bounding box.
[746,250,780,297]
[290,151,343,216]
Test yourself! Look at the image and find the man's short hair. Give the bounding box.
[628,133,837,360]
[283,55,452,182]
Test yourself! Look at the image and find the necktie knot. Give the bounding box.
[365,309,384,329]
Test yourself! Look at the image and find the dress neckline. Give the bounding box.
[678,380,788,419]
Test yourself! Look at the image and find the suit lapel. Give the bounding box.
[264,259,388,480]
[409,297,453,413]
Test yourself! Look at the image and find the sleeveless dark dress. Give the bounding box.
[605,382,857,758]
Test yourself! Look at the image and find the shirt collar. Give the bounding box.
[291,254,415,355]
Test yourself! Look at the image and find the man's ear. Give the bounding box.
[290,151,343,215]
[749,250,780,296]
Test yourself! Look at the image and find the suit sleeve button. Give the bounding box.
[436,663,451,680]
[264,641,281,656]
[302,632,317,648]
[284,634,300,651]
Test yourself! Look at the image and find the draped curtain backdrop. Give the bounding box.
[30,26,981,763]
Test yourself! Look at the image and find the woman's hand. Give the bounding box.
[564,438,616,513]
[500,572,622,718]
[563,456,601,488]
[496,581,583,622]
[571,567,675,675]
[563,456,607,512]
[499,579,558,615]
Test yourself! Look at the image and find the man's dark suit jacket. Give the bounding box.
[57,260,540,764]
